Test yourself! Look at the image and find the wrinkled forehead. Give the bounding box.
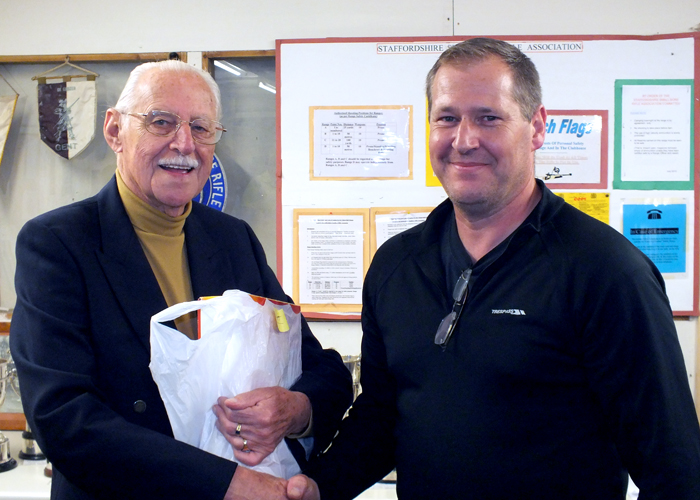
[436,57,514,91]
[133,68,217,117]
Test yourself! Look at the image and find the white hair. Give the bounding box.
[114,60,222,120]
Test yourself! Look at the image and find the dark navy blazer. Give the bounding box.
[11,176,352,499]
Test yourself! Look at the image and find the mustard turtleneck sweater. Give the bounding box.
[116,169,197,339]
[116,170,315,437]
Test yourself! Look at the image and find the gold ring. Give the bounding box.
[235,424,242,436]
[242,439,250,452]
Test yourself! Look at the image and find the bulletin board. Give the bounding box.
[277,34,699,318]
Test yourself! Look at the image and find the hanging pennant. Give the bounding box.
[0,72,19,169]
[33,58,98,160]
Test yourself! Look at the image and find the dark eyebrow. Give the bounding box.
[430,104,462,117]
[475,106,498,114]
[431,104,499,115]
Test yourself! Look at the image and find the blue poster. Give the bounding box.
[622,204,686,273]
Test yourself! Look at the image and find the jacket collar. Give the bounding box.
[413,180,566,294]
[184,204,235,299]
[412,198,454,296]
[521,178,566,233]
[94,176,166,350]
[93,176,237,350]
[96,177,235,350]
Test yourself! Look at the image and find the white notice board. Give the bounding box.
[277,35,699,317]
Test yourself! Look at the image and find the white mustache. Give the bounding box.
[158,156,200,169]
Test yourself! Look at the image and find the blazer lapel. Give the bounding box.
[185,209,234,299]
[94,177,167,351]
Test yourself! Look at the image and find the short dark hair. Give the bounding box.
[426,37,542,120]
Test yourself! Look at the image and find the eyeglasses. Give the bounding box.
[435,268,472,349]
[127,110,226,145]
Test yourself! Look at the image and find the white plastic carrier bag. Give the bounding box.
[149,289,303,478]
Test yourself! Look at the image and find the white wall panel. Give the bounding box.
[454,0,700,36]
[0,0,454,55]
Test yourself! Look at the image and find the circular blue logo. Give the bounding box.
[193,153,227,211]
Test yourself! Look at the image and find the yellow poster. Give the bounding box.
[425,101,442,187]
[555,192,610,225]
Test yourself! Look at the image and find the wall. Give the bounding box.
[0,0,699,401]
[1,0,699,55]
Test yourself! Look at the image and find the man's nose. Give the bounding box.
[453,120,479,153]
[169,121,196,154]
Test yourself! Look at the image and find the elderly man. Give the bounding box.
[285,38,700,499]
[11,60,352,500]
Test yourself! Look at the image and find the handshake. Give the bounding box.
[227,468,320,500]
[211,388,325,500]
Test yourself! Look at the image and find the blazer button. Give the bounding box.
[133,400,147,413]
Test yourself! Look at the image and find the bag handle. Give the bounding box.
[151,298,213,324]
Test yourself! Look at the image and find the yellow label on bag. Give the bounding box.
[274,309,290,332]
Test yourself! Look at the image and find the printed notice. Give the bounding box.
[372,208,432,253]
[619,82,692,184]
[622,204,687,273]
[537,112,606,188]
[311,106,412,179]
[297,214,366,304]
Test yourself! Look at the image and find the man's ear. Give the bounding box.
[531,105,547,151]
[104,108,123,153]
